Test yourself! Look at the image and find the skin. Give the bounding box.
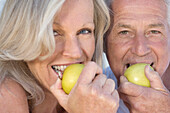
[163,64,170,90]
[27,0,119,113]
[106,0,170,112]
[0,79,29,113]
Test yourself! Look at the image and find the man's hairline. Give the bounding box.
[105,0,170,27]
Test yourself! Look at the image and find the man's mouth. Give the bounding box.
[125,62,154,69]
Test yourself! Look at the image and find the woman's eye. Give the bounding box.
[53,30,62,37]
[53,30,59,37]
[77,29,92,35]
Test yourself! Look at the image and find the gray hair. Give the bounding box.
[105,0,170,26]
[0,0,110,109]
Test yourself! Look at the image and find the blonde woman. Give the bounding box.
[0,0,119,113]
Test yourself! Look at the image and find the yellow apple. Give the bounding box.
[124,63,152,87]
[62,64,85,94]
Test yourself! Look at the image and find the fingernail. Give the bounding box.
[120,75,126,82]
[120,76,124,81]
[146,65,151,72]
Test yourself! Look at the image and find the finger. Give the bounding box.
[145,65,168,91]
[119,92,136,104]
[119,92,130,103]
[111,89,119,100]
[118,80,144,97]
[92,74,107,88]
[77,61,103,85]
[119,92,135,110]
[103,78,116,94]
[50,78,68,110]
[120,75,128,84]
[111,90,120,108]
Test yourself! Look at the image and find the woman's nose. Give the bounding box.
[62,36,82,59]
[131,34,151,56]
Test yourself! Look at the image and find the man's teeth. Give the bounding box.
[53,65,67,71]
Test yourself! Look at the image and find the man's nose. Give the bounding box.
[62,36,82,59]
[131,34,151,56]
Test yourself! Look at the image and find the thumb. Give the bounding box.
[50,78,68,110]
[145,65,167,90]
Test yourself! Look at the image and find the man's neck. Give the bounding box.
[162,65,170,91]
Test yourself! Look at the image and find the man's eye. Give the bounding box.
[145,30,162,38]
[150,30,161,34]
[118,30,129,35]
[117,30,134,38]
[77,29,92,35]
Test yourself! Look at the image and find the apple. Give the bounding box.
[124,63,153,87]
[62,64,85,94]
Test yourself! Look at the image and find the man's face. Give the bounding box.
[106,0,170,83]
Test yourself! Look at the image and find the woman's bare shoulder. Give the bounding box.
[0,78,29,113]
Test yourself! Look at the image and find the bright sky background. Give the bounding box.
[0,0,6,16]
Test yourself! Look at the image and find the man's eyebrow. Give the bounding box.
[117,23,132,28]
[148,23,164,28]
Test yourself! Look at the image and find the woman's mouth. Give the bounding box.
[51,62,83,79]
[52,65,68,79]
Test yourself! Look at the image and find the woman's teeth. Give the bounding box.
[52,65,68,79]
[52,65,67,71]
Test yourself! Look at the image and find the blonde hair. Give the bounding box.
[94,0,110,66]
[0,0,110,109]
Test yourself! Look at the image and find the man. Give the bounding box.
[163,65,170,90]
[105,0,170,112]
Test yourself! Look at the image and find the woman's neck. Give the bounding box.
[32,90,66,113]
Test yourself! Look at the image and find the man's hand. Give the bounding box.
[50,62,119,113]
[118,65,170,113]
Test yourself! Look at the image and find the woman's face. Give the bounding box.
[27,0,95,89]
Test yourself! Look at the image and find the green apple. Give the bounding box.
[124,63,153,87]
[62,64,85,94]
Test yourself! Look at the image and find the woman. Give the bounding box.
[0,0,119,113]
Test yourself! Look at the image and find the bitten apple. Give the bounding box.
[62,64,84,94]
[124,63,152,87]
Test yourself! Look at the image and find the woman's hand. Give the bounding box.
[50,61,119,113]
